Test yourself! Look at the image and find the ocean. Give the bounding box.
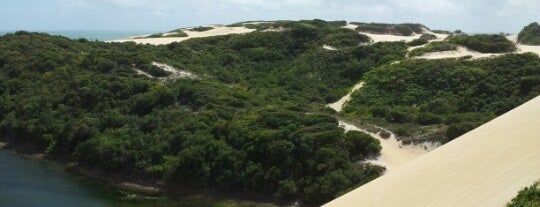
[0,30,160,41]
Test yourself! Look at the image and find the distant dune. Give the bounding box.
[324,95,540,207]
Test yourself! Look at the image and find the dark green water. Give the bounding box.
[0,150,255,207]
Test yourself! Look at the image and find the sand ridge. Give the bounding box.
[325,95,540,207]
[110,26,256,45]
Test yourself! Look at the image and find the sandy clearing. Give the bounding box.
[414,46,505,60]
[109,26,255,45]
[151,62,198,80]
[360,32,424,43]
[339,121,438,171]
[322,44,338,50]
[325,95,540,207]
[326,82,364,112]
[341,23,358,30]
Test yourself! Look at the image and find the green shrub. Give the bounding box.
[507,182,540,207]
[420,34,437,41]
[409,41,458,57]
[353,23,425,36]
[407,38,429,46]
[189,26,214,32]
[448,34,516,53]
[518,22,540,45]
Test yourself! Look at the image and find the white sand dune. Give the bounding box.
[325,95,540,207]
[326,82,364,112]
[110,26,255,45]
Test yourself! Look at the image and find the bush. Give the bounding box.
[189,26,214,32]
[507,182,540,207]
[407,38,429,47]
[409,41,458,57]
[353,23,425,36]
[420,34,437,41]
[518,22,540,45]
[448,34,516,53]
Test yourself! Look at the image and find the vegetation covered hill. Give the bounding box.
[0,20,404,205]
[1,20,540,206]
[343,54,540,143]
[518,22,540,45]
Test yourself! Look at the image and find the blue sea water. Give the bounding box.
[0,30,159,41]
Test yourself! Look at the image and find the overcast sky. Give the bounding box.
[1,0,539,33]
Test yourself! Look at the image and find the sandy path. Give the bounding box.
[326,82,364,112]
[325,95,540,207]
[328,82,437,171]
[110,26,255,45]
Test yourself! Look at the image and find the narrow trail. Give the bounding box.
[327,82,438,172]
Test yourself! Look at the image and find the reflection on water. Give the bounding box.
[0,150,255,207]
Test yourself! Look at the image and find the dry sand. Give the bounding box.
[110,26,255,45]
[326,82,364,112]
[325,95,540,207]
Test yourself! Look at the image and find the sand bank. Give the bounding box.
[325,95,540,207]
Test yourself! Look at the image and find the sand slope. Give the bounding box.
[325,95,540,207]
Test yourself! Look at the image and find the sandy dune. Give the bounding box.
[326,82,364,112]
[360,32,424,43]
[325,95,540,207]
[110,26,255,45]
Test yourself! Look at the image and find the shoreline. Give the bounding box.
[0,139,282,207]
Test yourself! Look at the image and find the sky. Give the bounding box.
[0,0,539,33]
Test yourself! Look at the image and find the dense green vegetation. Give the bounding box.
[343,54,540,142]
[0,20,408,205]
[508,182,540,207]
[448,34,516,53]
[189,26,214,32]
[409,41,458,57]
[139,31,188,38]
[352,22,426,36]
[518,22,540,45]
[2,21,539,206]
